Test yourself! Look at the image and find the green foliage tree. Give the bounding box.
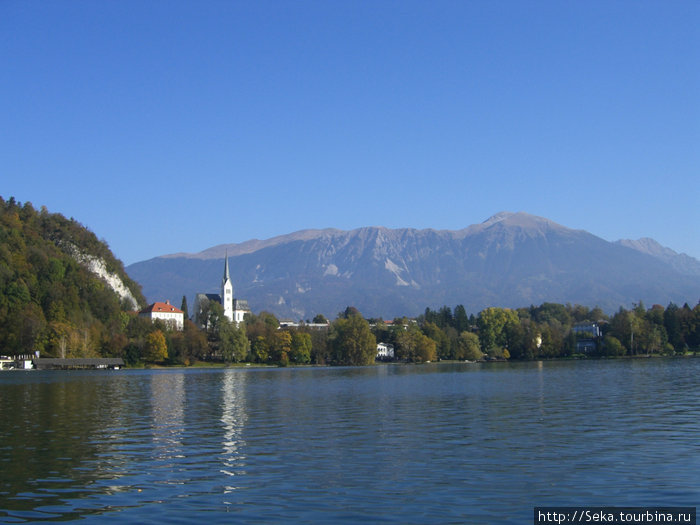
[310,329,330,364]
[180,295,189,321]
[312,313,329,324]
[455,331,483,361]
[330,313,376,366]
[219,318,248,363]
[395,324,436,363]
[602,335,625,356]
[454,304,470,333]
[290,332,312,364]
[422,321,450,359]
[477,307,519,354]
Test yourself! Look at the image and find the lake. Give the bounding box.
[1,359,698,523]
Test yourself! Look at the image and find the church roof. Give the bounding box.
[223,252,231,281]
[233,299,251,311]
[140,301,183,314]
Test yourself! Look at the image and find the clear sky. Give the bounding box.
[2,1,698,265]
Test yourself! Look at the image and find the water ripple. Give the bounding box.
[1,360,699,522]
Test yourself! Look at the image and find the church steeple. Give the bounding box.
[223,251,231,282]
[221,251,233,322]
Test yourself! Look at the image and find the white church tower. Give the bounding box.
[221,252,234,322]
[195,252,250,327]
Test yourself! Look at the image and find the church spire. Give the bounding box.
[221,251,234,322]
[223,250,230,282]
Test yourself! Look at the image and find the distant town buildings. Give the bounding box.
[139,300,184,331]
[194,253,250,326]
[279,320,330,331]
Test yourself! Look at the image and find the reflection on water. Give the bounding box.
[1,360,699,523]
[220,370,247,501]
[150,372,185,461]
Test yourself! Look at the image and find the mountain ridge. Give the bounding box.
[158,212,579,261]
[127,212,700,319]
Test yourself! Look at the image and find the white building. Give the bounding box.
[194,253,250,326]
[139,300,184,330]
[376,342,395,360]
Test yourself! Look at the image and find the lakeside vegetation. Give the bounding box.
[171,300,699,368]
[2,196,699,367]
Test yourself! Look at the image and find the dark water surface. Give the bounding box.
[1,359,698,523]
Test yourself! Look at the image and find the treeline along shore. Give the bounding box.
[1,196,699,367]
[155,300,699,367]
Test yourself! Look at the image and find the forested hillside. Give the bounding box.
[0,197,146,356]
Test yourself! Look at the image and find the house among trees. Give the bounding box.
[194,253,250,326]
[572,322,602,353]
[376,342,395,360]
[139,300,184,331]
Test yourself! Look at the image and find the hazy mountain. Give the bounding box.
[127,212,700,319]
[615,238,700,276]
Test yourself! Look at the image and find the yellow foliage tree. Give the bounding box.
[145,330,168,363]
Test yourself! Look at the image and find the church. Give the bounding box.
[194,254,250,325]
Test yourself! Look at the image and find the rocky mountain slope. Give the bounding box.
[127,212,700,319]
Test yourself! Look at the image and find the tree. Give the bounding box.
[422,322,450,359]
[271,330,292,366]
[180,295,189,321]
[310,329,330,364]
[395,324,436,363]
[454,305,469,333]
[330,314,376,366]
[251,335,269,363]
[602,335,625,356]
[455,331,483,361]
[144,330,168,363]
[477,307,519,354]
[415,332,437,362]
[183,320,208,362]
[339,306,361,319]
[220,319,248,363]
[312,313,329,324]
[290,332,312,363]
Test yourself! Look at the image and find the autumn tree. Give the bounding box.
[271,330,292,366]
[251,335,269,363]
[144,330,168,363]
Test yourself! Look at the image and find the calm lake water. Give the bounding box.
[1,359,698,523]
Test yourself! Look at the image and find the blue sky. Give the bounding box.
[2,1,698,265]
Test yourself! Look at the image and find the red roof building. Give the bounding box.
[139,300,184,331]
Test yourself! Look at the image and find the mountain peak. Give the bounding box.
[476,211,569,233]
[482,211,517,224]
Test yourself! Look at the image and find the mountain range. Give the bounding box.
[126,212,700,319]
